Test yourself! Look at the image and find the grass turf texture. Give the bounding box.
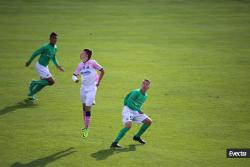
[0,0,250,166]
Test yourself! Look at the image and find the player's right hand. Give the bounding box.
[75,79,79,83]
[25,61,30,67]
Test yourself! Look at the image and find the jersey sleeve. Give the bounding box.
[27,45,46,63]
[74,63,82,75]
[92,60,103,71]
[51,54,60,67]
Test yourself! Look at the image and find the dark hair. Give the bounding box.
[144,79,151,83]
[50,32,57,38]
[83,49,92,59]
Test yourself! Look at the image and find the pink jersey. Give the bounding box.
[74,60,103,86]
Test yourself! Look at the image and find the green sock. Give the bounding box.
[114,127,130,143]
[28,80,49,96]
[29,81,35,92]
[135,123,150,137]
[33,80,49,85]
[31,84,46,95]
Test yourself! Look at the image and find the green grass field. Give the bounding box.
[1,0,250,166]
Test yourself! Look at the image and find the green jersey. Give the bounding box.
[27,43,60,67]
[124,89,148,112]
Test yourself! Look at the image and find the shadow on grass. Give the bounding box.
[10,147,76,167]
[0,100,38,116]
[91,144,141,160]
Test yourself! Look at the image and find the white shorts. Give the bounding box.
[80,85,97,106]
[122,106,149,125]
[36,62,52,79]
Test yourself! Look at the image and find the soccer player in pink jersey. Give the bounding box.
[72,49,105,138]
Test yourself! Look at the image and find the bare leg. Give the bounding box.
[82,103,86,127]
[84,105,92,128]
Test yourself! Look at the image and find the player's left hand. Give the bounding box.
[139,111,144,114]
[96,82,100,87]
[57,66,65,72]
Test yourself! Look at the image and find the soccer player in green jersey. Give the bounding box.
[25,32,64,101]
[111,79,152,148]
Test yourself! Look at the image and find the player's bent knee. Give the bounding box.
[144,118,152,125]
[125,122,132,129]
[127,125,132,129]
[48,79,55,85]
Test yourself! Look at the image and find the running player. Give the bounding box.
[25,32,64,101]
[111,79,152,148]
[72,49,105,138]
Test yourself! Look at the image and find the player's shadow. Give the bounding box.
[0,100,38,116]
[91,144,141,160]
[10,147,76,167]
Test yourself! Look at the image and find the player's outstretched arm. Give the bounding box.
[72,74,79,83]
[25,46,46,67]
[51,54,64,72]
[25,61,31,67]
[72,63,82,83]
[96,69,105,87]
[57,65,65,72]
[51,54,59,66]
